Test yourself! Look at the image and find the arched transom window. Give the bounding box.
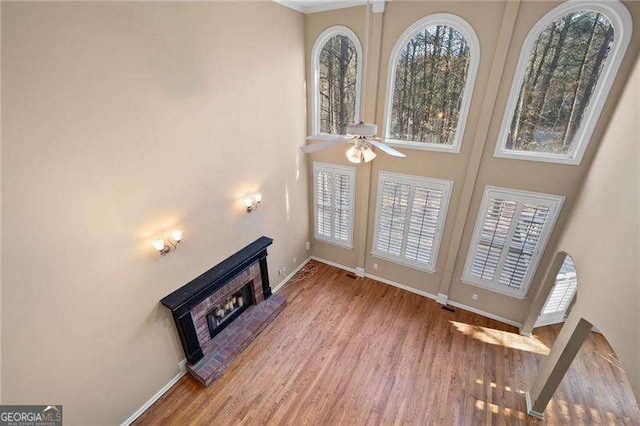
[495,1,631,164]
[311,26,363,135]
[384,14,480,152]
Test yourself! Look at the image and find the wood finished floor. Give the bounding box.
[135,261,640,425]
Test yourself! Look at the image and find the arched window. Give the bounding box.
[495,1,631,164]
[311,26,363,135]
[383,14,479,152]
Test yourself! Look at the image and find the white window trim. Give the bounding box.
[494,0,632,165]
[310,26,363,136]
[313,162,357,249]
[462,186,565,299]
[371,171,453,273]
[382,13,480,153]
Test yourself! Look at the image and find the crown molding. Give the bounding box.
[273,0,384,14]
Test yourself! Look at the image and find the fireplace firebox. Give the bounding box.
[207,282,253,339]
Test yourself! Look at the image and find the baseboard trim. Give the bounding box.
[525,392,545,419]
[364,273,438,301]
[121,359,187,426]
[272,257,311,293]
[310,256,356,273]
[355,267,365,277]
[447,300,522,328]
[436,293,448,305]
[519,329,532,337]
[309,256,522,329]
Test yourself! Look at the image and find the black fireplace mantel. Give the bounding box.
[161,236,273,316]
[161,236,274,363]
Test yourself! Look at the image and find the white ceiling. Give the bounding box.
[273,0,369,14]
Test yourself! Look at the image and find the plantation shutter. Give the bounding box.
[376,181,410,257]
[316,170,333,239]
[373,172,452,272]
[333,172,352,243]
[464,187,564,298]
[313,163,355,248]
[541,257,577,315]
[405,186,445,265]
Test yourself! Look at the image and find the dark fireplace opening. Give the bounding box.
[206,282,253,339]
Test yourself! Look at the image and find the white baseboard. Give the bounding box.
[436,293,448,305]
[355,267,365,277]
[310,256,356,273]
[519,329,532,337]
[121,358,187,426]
[363,273,438,301]
[272,257,311,293]
[525,392,545,419]
[447,300,522,328]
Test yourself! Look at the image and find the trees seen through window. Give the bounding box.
[508,11,614,154]
[319,35,358,135]
[389,25,471,145]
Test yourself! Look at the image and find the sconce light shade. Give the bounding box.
[151,230,183,256]
[152,239,166,252]
[245,194,262,213]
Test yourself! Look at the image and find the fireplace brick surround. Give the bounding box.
[161,236,286,386]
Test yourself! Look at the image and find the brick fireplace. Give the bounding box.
[161,236,286,386]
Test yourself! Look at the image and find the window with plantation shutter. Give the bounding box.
[462,186,564,299]
[535,256,577,327]
[372,172,452,272]
[313,162,356,248]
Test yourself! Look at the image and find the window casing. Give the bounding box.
[462,186,564,299]
[495,1,632,165]
[311,26,363,136]
[372,172,453,272]
[383,14,480,153]
[313,162,356,248]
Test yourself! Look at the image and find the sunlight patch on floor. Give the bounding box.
[450,321,550,355]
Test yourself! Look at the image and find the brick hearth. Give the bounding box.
[187,293,287,386]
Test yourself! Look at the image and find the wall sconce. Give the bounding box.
[152,230,183,256]
[244,194,262,213]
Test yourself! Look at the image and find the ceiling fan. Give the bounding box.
[301,122,406,164]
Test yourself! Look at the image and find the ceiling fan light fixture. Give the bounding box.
[346,145,362,163]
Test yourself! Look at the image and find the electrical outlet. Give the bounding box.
[373,263,378,270]
[293,257,297,264]
[279,266,286,276]
[305,241,311,250]
[472,293,478,301]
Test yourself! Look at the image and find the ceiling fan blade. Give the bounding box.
[300,139,350,153]
[369,140,406,157]
[305,134,350,141]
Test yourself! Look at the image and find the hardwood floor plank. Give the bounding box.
[134,261,640,425]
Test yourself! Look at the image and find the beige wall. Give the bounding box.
[550,56,640,399]
[306,1,640,324]
[1,2,307,424]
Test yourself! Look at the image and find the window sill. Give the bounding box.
[461,277,528,300]
[383,138,461,153]
[314,235,353,250]
[493,148,581,165]
[371,251,435,273]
